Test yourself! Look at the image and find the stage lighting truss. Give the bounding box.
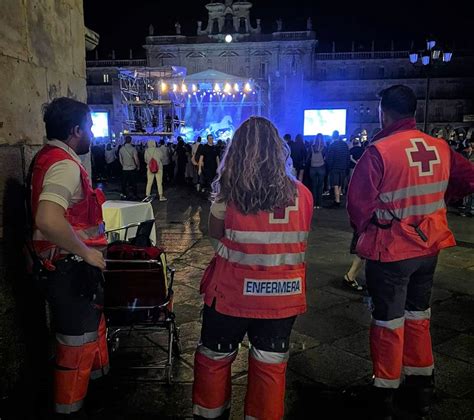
[119,66,187,135]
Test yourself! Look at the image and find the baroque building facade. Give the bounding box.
[86,1,474,140]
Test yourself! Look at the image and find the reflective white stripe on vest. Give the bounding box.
[403,364,434,376]
[375,199,445,220]
[193,401,231,418]
[216,243,305,266]
[250,347,289,364]
[405,308,431,320]
[379,180,448,203]
[55,399,84,414]
[373,377,400,388]
[197,344,238,361]
[245,416,258,420]
[225,229,308,244]
[372,317,404,330]
[56,331,98,346]
[243,278,302,296]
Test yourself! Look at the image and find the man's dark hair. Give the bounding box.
[197,136,202,143]
[283,134,291,142]
[207,134,213,139]
[332,130,340,140]
[379,85,417,117]
[124,135,132,143]
[43,97,90,141]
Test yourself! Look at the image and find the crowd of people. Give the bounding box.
[90,134,228,201]
[283,130,366,209]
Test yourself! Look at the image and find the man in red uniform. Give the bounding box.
[348,85,474,419]
[29,97,109,418]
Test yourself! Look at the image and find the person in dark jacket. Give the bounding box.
[291,134,307,181]
[325,130,350,207]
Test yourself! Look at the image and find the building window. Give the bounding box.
[239,17,246,34]
[359,67,365,79]
[212,18,219,35]
[259,62,267,78]
[378,67,385,78]
[103,73,110,83]
[398,67,406,78]
[319,68,327,80]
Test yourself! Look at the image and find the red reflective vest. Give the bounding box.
[31,145,107,261]
[201,182,313,319]
[356,130,456,262]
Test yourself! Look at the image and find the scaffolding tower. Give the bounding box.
[118,66,186,136]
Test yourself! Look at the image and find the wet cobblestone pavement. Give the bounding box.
[91,183,473,419]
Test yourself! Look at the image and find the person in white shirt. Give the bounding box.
[104,142,117,179]
[144,139,167,201]
[119,135,139,199]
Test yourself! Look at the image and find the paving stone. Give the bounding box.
[305,287,350,311]
[431,296,474,333]
[430,287,453,304]
[289,344,372,388]
[333,329,371,360]
[318,300,372,328]
[434,334,474,365]
[294,307,366,344]
[433,352,474,398]
[173,284,202,306]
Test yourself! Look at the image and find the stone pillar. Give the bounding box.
[0,0,87,408]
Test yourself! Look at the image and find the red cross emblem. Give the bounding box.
[270,198,299,224]
[405,138,441,177]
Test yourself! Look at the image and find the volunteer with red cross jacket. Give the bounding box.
[192,117,313,420]
[347,85,474,420]
[30,98,109,418]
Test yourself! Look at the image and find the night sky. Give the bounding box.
[84,0,473,59]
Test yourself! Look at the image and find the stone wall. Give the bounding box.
[0,0,87,407]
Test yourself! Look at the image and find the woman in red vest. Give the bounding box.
[192,117,313,419]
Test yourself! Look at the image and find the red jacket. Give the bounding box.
[201,182,313,319]
[31,145,107,261]
[348,129,474,262]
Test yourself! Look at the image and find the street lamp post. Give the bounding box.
[409,39,453,133]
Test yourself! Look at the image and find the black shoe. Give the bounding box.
[402,374,435,418]
[369,386,394,420]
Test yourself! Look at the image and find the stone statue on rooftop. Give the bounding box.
[148,24,154,36]
[276,18,283,32]
[307,17,313,31]
[175,22,181,35]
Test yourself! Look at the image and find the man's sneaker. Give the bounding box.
[159,197,168,202]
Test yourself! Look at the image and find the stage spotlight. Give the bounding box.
[192,84,197,92]
[225,34,233,43]
[214,83,221,92]
[161,82,167,92]
[173,84,178,92]
[182,84,188,93]
[244,82,252,92]
[224,83,232,93]
[234,83,239,92]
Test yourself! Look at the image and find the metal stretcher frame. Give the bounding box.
[104,222,181,383]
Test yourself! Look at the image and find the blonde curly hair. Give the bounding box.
[212,116,297,214]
